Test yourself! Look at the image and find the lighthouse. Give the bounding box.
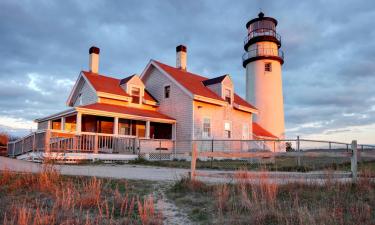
[243,12,285,138]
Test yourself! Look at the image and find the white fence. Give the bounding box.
[7,130,175,158]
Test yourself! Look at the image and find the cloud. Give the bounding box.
[0,0,374,143]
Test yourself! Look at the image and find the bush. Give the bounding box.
[0,133,8,146]
[285,142,294,152]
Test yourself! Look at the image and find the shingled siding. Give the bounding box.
[193,100,252,150]
[37,121,49,130]
[73,80,98,106]
[143,67,193,153]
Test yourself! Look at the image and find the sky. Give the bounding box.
[0,0,374,144]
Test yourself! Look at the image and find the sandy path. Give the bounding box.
[0,156,353,184]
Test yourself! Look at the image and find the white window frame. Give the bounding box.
[202,117,211,139]
[224,121,232,139]
[224,88,232,104]
[130,86,141,104]
[78,93,83,105]
[164,84,171,99]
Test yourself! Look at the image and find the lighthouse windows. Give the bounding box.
[265,62,272,72]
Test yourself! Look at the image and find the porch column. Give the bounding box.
[61,117,65,131]
[172,123,177,140]
[76,112,82,133]
[114,117,119,135]
[146,121,150,139]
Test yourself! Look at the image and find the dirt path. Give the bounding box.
[153,183,193,225]
[0,156,353,184]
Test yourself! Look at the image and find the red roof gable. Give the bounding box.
[252,122,277,139]
[153,61,256,110]
[77,103,174,121]
[83,71,130,97]
[82,71,157,102]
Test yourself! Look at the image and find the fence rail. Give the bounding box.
[191,140,375,183]
[193,138,375,153]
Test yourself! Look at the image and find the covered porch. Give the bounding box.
[9,104,177,159]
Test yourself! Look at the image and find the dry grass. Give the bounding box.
[0,165,163,225]
[168,171,375,225]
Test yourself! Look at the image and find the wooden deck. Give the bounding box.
[7,130,175,159]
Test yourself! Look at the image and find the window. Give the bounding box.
[164,85,170,99]
[224,89,231,104]
[265,62,272,72]
[131,87,140,104]
[224,122,231,138]
[119,119,132,135]
[52,119,61,130]
[202,118,211,138]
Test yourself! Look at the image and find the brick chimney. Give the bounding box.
[176,45,187,70]
[89,46,100,73]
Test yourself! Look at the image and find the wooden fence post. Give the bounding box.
[33,133,36,152]
[297,136,301,166]
[191,142,197,180]
[351,140,358,183]
[45,130,51,153]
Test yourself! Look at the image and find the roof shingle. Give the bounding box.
[252,122,277,138]
[153,61,256,110]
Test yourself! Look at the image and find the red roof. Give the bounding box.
[82,71,157,102]
[77,103,175,121]
[153,61,256,110]
[252,122,277,139]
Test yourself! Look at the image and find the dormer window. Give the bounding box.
[131,87,140,104]
[224,89,232,104]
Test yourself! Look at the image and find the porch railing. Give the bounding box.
[7,130,176,157]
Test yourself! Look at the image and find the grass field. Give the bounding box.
[167,173,375,225]
[0,165,163,225]
[1,162,374,225]
[130,157,375,173]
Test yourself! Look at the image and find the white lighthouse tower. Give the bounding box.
[243,12,285,138]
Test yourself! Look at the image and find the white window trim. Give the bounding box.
[224,121,232,139]
[221,85,234,105]
[129,84,143,104]
[202,117,211,139]
[164,84,171,99]
[78,93,83,105]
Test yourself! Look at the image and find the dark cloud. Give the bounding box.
[0,0,374,140]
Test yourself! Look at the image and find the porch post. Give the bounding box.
[146,121,150,139]
[61,117,65,131]
[172,123,177,140]
[114,117,119,135]
[76,112,82,134]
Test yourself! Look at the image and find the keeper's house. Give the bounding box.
[8,45,276,160]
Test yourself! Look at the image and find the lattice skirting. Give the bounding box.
[139,153,172,161]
